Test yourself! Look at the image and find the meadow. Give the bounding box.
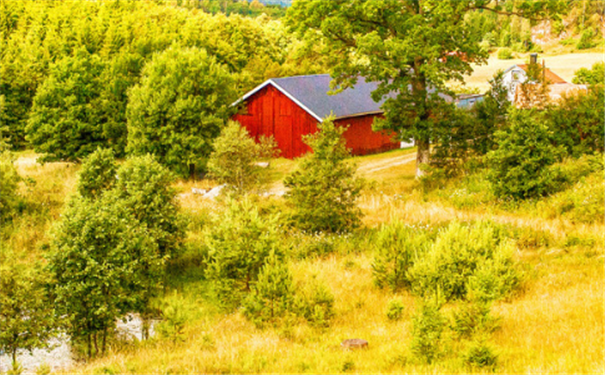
[7,144,603,374]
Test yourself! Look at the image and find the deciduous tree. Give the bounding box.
[286,0,564,177]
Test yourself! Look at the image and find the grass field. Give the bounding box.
[462,52,604,91]
[8,143,601,374]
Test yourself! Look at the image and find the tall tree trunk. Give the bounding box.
[87,334,92,359]
[415,137,430,178]
[101,328,107,356]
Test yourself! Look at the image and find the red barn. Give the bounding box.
[232,74,399,159]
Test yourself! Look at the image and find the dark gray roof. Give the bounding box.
[238,74,451,121]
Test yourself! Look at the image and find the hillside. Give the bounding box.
[2,145,603,374]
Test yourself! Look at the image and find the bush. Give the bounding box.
[538,171,604,224]
[386,299,405,321]
[408,221,520,303]
[487,109,565,199]
[0,152,20,222]
[294,279,335,328]
[156,294,189,345]
[410,300,446,364]
[572,62,605,86]
[243,251,295,327]
[451,302,500,339]
[462,339,499,370]
[77,148,117,199]
[497,48,514,60]
[207,121,274,194]
[372,221,431,292]
[576,29,596,50]
[284,117,363,233]
[205,198,282,310]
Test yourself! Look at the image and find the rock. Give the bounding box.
[203,184,226,199]
[341,339,368,350]
[255,161,270,168]
[192,188,207,195]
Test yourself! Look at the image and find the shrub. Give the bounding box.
[156,294,189,345]
[497,48,514,60]
[538,171,604,224]
[77,148,117,199]
[572,62,605,86]
[386,299,405,321]
[0,152,20,222]
[451,302,500,339]
[284,117,363,233]
[294,279,335,328]
[207,121,273,194]
[243,251,295,327]
[205,198,282,310]
[372,221,431,292]
[410,300,446,364]
[487,109,565,199]
[576,29,596,50]
[408,221,520,303]
[462,339,499,370]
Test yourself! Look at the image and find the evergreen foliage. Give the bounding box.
[487,109,565,199]
[293,279,335,328]
[205,198,282,310]
[126,46,237,178]
[0,152,20,223]
[371,222,431,292]
[408,221,520,303]
[26,49,109,162]
[77,148,117,200]
[284,118,363,233]
[208,121,276,194]
[243,251,295,327]
[410,300,446,364]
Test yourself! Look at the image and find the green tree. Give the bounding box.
[112,155,185,260]
[284,118,363,233]
[487,109,565,199]
[572,62,604,86]
[25,49,108,162]
[0,256,55,366]
[207,121,272,194]
[0,152,20,223]
[546,85,604,156]
[48,195,162,358]
[243,250,295,327]
[77,148,117,200]
[205,198,282,310]
[286,0,564,177]
[126,46,237,178]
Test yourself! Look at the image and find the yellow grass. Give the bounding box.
[57,145,603,374]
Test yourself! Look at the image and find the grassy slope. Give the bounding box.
[13,146,593,374]
[463,52,604,91]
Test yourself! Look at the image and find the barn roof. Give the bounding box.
[236,74,451,122]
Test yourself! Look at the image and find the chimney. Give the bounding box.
[530,53,538,65]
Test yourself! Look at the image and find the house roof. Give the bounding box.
[504,64,567,84]
[236,74,450,121]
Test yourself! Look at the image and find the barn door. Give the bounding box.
[274,90,293,158]
[261,87,276,137]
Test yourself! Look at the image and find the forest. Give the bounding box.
[0,0,603,374]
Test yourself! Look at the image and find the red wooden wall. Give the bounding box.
[233,85,398,159]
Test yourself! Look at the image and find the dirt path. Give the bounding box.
[358,154,416,174]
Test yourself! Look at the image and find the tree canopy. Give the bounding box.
[286,0,564,176]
